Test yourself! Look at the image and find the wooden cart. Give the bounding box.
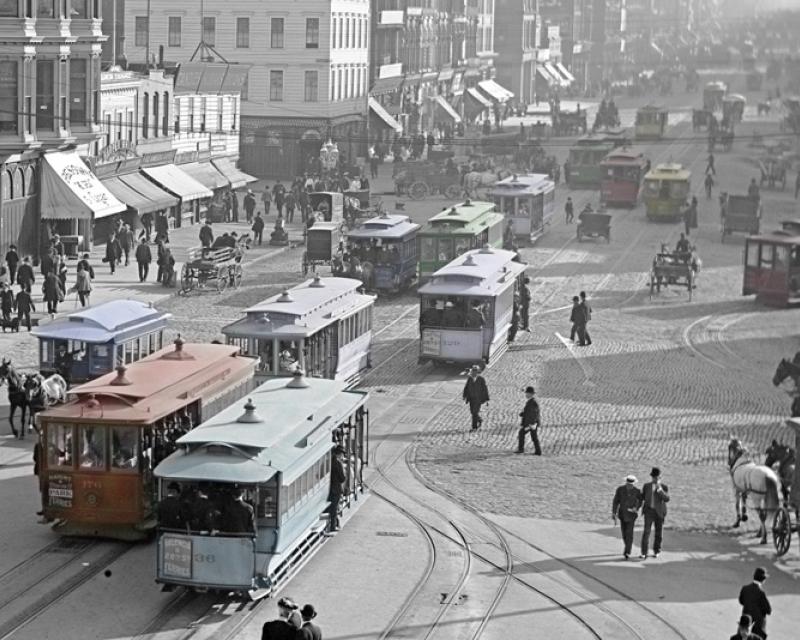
[179,246,244,294]
[576,212,611,243]
[649,247,701,301]
[720,194,761,242]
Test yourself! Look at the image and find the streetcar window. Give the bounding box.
[420,237,436,261]
[257,480,278,526]
[79,426,106,469]
[775,245,789,270]
[256,339,274,374]
[111,426,139,471]
[437,238,454,262]
[47,424,74,468]
[132,338,141,363]
[124,341,134,364]
[760,244,774,267]
[41,340,53,367]
[745,243,759,267]
[670,181,689,199]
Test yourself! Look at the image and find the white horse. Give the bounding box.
[728,438,782,544]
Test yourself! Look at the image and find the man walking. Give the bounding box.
[739,567,772,640]
[565,196,574,224]
[135,238,152,282]
[579,291,592,345]
[519,276,531,331]
[5,243,19,284]
[612,475,643,559]
[516,386,542,454]
[462,365,489,431]
[640,467,669,558]
[16,256,34,293]
[298,604,322,640]
[569,295,582,342]
[118,223,133,266]
[199,220,214,249]
[243,190,257,223]
[261,185,272,216]
[730,614,763,640]
[273,180,286,217]
[706,152,715,175]
[261,597,301,640]
[231,190,240,223]
[14,286,34,331]
[251,212,265,246]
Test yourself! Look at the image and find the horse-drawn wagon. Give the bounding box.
[703,81,727,111]
[577,212,611,243]
[552,109,587,136]
[759,156,788,190]
[649,245,701,301]
[392,161,462,200]
[720,193,761,241]
[692,109,715,131]
[180,246,244,294]
[769,419,799,555]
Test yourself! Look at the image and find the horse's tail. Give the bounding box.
[764,472,782,511]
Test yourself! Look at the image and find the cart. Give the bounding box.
[649,246,701,301]
[692,109,715,131]
[773,418,800,555]
[760,156,788,190]
[392,161,462,200]
[577,212,611,243]
[720,193,761,242]
[302,221,343,276]
[179,246,244,294]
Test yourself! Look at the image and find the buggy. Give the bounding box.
[649,245,701,301]
[576,212,611,243]
[179,246,244,294]
[720,193,761,241]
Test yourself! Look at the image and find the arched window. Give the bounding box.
[152,92,159,137]
[0,171,11,201]
[12,168,24,199]
[142,92,149,138]
[162,91,169,136]
[24,166,36,195]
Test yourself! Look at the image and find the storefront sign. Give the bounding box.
[161,535,193,579]
[48,473,73,508]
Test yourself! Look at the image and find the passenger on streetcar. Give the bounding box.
[190,483,221,534]
[465,301,485,328]
[420,299,441,326]
[328,445,347,532]
[442,300,465,327]
[224,487,257,535]
[158,482,184,530]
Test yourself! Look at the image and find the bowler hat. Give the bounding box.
[278,597,298,610]
[625,475,637,483]
[300,604,317,619]
[650,467,661,478]
[753,567,768,581]
[525,386,535,394]
[738,614,752,628]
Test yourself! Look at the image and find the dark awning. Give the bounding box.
[117,172,180,211]
[370,76,403,95]
[101,177,164,216]
[179,162,229,190]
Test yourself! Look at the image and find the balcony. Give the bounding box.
[379,10,404,26]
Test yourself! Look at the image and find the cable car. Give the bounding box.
[491,173,556,245]
[567,131,629,188]
[36,339,258,540]
[345,213,420,294]
[743,230,800,307]
[31,300,172,384]
[418,200,504,283]
[703,81,727,112]
[308,192,344,223]
[418,246,528,366]
[600,148,649,208]
[634,105,668,140]
[642,163,691,221]
[222,277,375,386]
[154,373,368,597]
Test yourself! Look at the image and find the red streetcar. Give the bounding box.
[600,148,649,208]
[743,230,800,307]
[36,339,257,540]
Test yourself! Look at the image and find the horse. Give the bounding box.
[765,439,795,503]
[0,358,30,439]
[464,169,511,198]
[772,356,800,415]
[728,438,782,544]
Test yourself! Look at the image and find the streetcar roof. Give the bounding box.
[601,148,648,165]
[418,247,527,296]
[637,104,667,112]
[347,214,420,240]
[644,163,690,181]
[153,447,275,484]
[32,300,172,343]
[427,200,497,225]
[746,231,800,246]
[491,173,554,196]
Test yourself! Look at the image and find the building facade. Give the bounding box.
[123,0,369,178]
[494,0,538,105]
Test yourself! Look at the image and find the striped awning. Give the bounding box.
[369,97,402,133]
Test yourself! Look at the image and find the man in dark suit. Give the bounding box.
[261,597,301,640]
[612,475,643,560]
[328,445,347,532]
[298,604,322,640]
[462,365,489,431]
[579,290,592,345]
[739,567,772,639]
[640,466,670,558]
[730,614,764,640]
[224,487,256,535]
[157,482,184,530]
[516,386,541,455]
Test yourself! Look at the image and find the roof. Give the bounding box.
[346,214,421,240]
[179,162,229,190]
[491,174,555,197]
[601,148,648,164]
[418,247,527,297]
[746,231,800,246]
[427,200,495,225]
[645,163,690,181]
[32,300,172,343]
[141,164,213,201]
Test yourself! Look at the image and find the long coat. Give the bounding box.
[463,375,490,405]
[42,272,61,302]
[612,483,643,522]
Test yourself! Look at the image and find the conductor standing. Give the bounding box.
[516,386,542,454]
[462,365,489,431]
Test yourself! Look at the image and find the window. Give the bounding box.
[79,426,106,469]
[305,18,319,48]
[344,17,349,48]
[36,59,54,132]
[202,16,215,46]
[47,424,74,468]
[270,17,284,48]
[0,0,19,17]
[240,73,248,101]
[71,0,89,18]
[111,427,139,471]
[217,97,223,132]
[127,110,133,141]
[104,113,111,146]
[337,17,343,48]
[142,92,149,138]
[269,70,283,101]
[168,17,181,47]
[0,61,17,134]
[152,91,159,137]
[37,0,55,17]
[304,71,318,102]
[69,58,87,126]
[162,91,169,135]
[236,17,250,48]
[188,96,194,131]
[134,16,149,47]
[200,97,206,132]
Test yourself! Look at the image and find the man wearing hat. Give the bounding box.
[261,597,301,640]
[516,386,541,454]
[298,604,322,640]
[612,475,643,559]
[462,365,490,431]
[739,567,771,639]
[243,189,256,224]
[730,614,764,640]
[157,482,184,530]
[327,445,347,532]
[640,467,669,558]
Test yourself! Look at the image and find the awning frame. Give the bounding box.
[368,96,402,133]
[465,87,492,109]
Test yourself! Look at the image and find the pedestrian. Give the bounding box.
[565,196,574,224]
[135,238,152,282]
[569,295,581,342]
[683,204,691,236]
[52,234,64,258]
[462,365,489,431]
[261,186,272,216]
[156,240,167,285]
[244,189,257,223]
[639,467,669,558]
[155,211,170,243]
[748,178,760,200]
[77,253,95,280]
[0,283,14,328]
[730,614,763,640]
[795,171,800,200]
[261,597,302,640]
[519,276,531,331]
[579,291,592,345]
[14,286,34,331]
[118,223,133,266]
[563,160,571,183]
[70,263,92,307]
[370,150,379,179]
[40,250,54,278]
[56,257,68,297]
[704,172,714,199]
[738,567,772,640]
[42,270,61,315]
[273,180,286,216]
[612,474,643,560]
[516,385,542,454]
[706,152,715,175]
[252,212,265,245]
[5,243,19,283]
[199,220,214,249]
[140,211,153,242]
[161,247,175,287]
[106,233,121,274]
[16,256,34,293]
[328,445,346,532]
[298,604,321,640]
[231,190,240,223]
[285,190,296,223]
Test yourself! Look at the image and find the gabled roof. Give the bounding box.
[418,247,527,296]
[346,214,421,240]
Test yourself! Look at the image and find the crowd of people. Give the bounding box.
[262,597,323,640]
[157,481,257,536]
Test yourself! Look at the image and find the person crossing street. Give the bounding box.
[462,365,489,431]
[639,467,669,558]
[516,386,542,454]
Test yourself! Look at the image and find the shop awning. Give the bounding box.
[544,62,568,87]
[370,76,404,95]
[555,62,576,84]
[180,162,229,190]
[368,96,402,133]
[434,95,462,123]
[117,172,179,211]
[438,69,454,83]
[477,79,514,102]
[536,65,559,85]
[141,164,213,202]
[465,87,492,109]
[40,151,126,221]
[212,158,257,190]
[101,177,160,216]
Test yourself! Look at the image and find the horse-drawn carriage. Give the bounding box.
[692,109,716,131]
[709,125,735,152]
[180,246,244,294]
[576,212,611,243]
[649,244,701,301]
[703,81,727,112]
[768,419,799,555]
[720,193,761,241]
[759,156,788,190]
[392,160,462,200]
[722,94,746,125]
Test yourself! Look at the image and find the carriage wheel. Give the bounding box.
[216,267,229,293]
[180,264,193,294]
[444,184,461,200]
[772,507,792,556]
[232,263,243,289]
[409,182,428,200]
[302,252,309,276]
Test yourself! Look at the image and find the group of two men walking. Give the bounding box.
[569,291,593,346]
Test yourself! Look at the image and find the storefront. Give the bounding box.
[140,164,212,227]
[0,155,39,260]
[100,171,179,238]
[39,151,126,251]
[369,97,403,137]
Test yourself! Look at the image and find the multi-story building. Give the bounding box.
[123,0,369,178]
[494,0,538,104]
[0,0,122,258]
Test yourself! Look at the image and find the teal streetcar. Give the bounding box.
[491,173,556,245]
[567,131,630,188]
[154,373,368,598]
[418,200,504,282]
[345,213,420,294]
[418,246,528,366]
[634,105,668,140]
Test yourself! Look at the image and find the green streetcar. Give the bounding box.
[567,131,630,188]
